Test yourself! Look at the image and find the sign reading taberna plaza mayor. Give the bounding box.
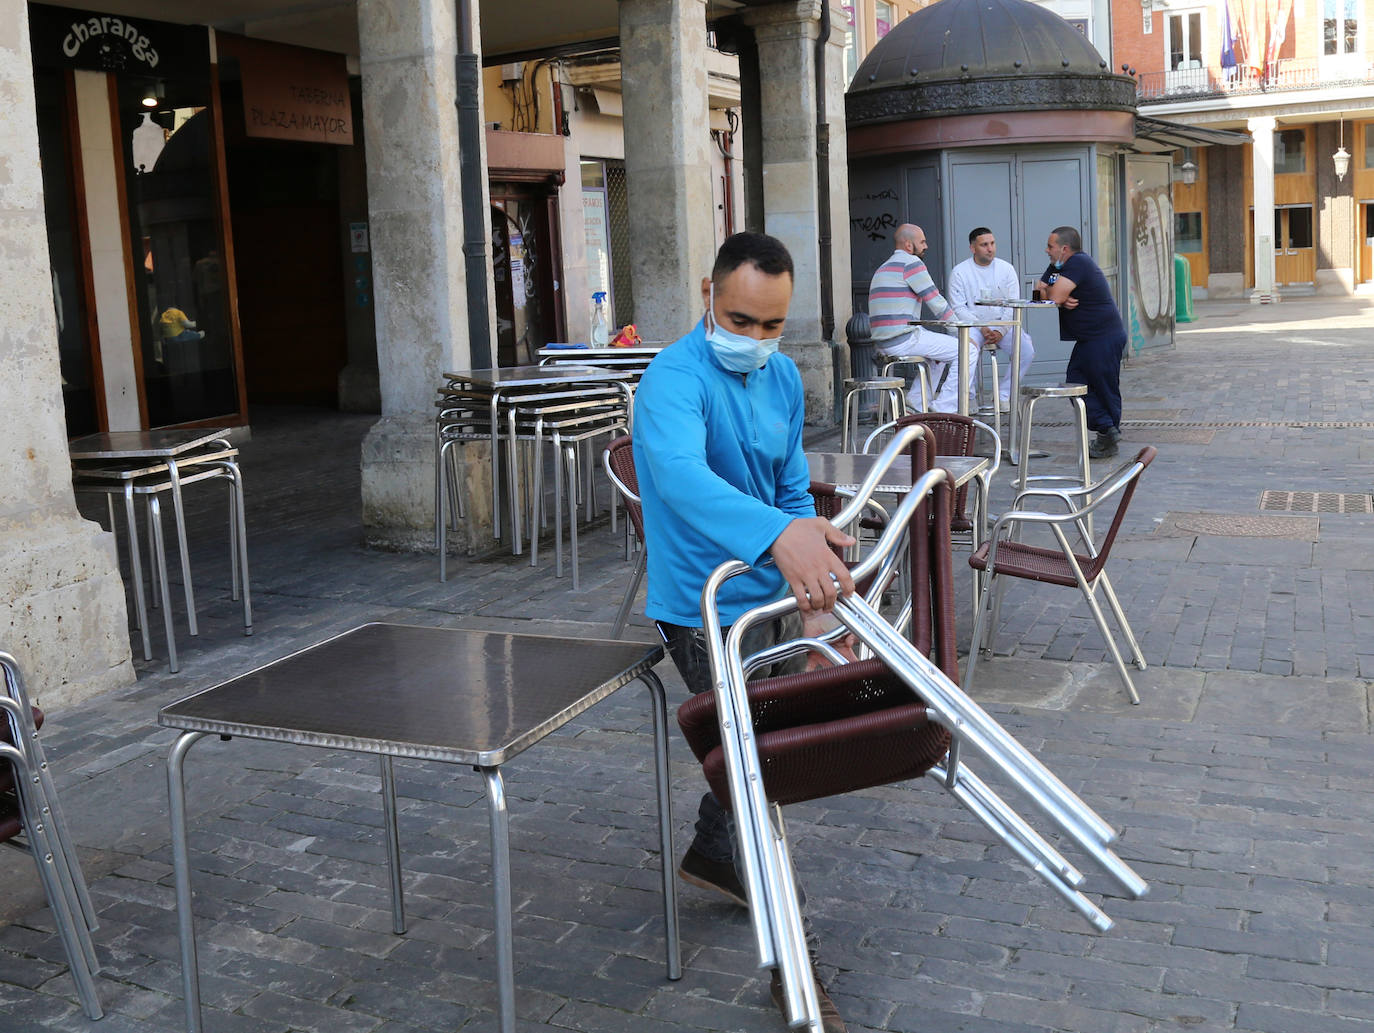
[27,3,209,80]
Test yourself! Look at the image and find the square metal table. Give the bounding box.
[160,623,680,1033]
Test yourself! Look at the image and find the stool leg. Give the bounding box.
[566,441,581,590]
[123,488,153,661]
[1071,397,1093,539]
[167,461,198,637]
[148,495,178,673]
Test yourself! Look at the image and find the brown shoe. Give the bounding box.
[769,970,848,1033]
[678,845,749,908]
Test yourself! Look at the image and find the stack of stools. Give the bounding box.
[0,651,103,1018]
[70,432,251,674]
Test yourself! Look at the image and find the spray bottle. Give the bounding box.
[590,291,609,346]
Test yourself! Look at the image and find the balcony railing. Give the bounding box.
[1136,57,1373,101]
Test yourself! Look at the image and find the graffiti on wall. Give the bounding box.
[850,187,900,242]
[1127,180,1175,353]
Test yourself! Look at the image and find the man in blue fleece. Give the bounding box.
[633,231,853,1033]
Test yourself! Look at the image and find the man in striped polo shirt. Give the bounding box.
[866,223,963,412]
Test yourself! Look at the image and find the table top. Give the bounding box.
[158,623,664,767]
[909,319,1016,330]
[974,299,1057,309]
[537,346,662,359]
[68,428,229,460]
[807,452,989,493]
[71,446,239,481]
[441,365,632,389]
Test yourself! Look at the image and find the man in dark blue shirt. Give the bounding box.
[1035,226,1127,459]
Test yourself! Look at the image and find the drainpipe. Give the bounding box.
[814,1,841,423]
[456,0,492,367]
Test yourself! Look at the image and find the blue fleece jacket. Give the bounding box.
[632,319,816,627]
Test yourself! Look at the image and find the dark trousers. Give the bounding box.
[658,613,806,863]
[1065,334,1125,434]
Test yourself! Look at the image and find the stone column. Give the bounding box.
[619,0,717,342]
[1248,116,1278,303]
[743,0,851,422]
[0,4,133,708]
[357,0,490,549]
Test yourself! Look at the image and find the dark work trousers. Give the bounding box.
[658,612,819,960]
[1065,334,1126,433]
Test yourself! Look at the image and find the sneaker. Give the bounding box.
[1088,431,1119,460]
[770,971,848,1033]
[678,846,748,908]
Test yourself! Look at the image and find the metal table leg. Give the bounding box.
[481,766,516,1033]
[380,755,406,934]
[639,669,681,980]
[168,731,209,1033]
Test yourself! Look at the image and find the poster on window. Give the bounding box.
[583,188,612,304]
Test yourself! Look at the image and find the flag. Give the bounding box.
[1265,0,1294,66]
[1221,0,1238,70]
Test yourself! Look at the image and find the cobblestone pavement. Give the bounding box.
[3,297,1373,1033]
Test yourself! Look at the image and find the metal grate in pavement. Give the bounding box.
[1260,490,1374,514]
[1155,511,1318,539]
[1123,427,1215,444]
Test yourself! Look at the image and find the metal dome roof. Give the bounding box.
[847,0,1135,126]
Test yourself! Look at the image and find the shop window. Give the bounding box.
[1322,0,1360,56]
[842,5,859,85]
[34,67,100,438]
[1364,123,1374,169]
[1167,12,1203,71]
[1273,129,1306,174]
[875,1,895,39]
[1175,212,1203,254]
[120,76,240,428]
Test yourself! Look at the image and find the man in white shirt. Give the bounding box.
[946,227,1035,410]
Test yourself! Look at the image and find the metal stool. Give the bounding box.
[1015,384,1095,541]
[877,354,932,412]
[841,376,904,452]
[1015,383,1091,497]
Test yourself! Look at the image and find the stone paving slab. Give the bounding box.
[3,298,1374,1031]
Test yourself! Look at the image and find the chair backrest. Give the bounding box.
[896,412,975,522]
[1082,446,1157,581]
[602,435,646,545]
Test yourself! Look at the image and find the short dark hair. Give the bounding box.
[968,226,993,243]
[1051,226,1082,251]
[712,232,794,284]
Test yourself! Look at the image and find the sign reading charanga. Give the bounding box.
[28,3,209,79]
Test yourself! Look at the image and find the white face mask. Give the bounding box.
[704,283,782,374]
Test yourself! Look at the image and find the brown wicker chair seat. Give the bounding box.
[969,538,1102,587]
[677,658,952,808]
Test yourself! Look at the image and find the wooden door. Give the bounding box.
[1274,206,1315,285]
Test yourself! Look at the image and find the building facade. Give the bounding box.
[1116,0,1374,299]
[2,0,853,707]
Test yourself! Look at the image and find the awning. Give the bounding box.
[1131,115,1251,152]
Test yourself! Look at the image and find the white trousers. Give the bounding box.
[970,327,1035,405]
[877,326,971,413]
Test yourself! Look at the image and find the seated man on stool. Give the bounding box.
[947,226,1035,411]
[866,223,963,412]
[634,231,856,1032]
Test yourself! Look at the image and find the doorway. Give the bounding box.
[1274,205,1315,285]
[490,183,564,366]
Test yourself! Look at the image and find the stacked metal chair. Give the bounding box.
[435,374,632,585]
[71,437,250,673]
[678,426,1148,1030]
[0,651,103,1019]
